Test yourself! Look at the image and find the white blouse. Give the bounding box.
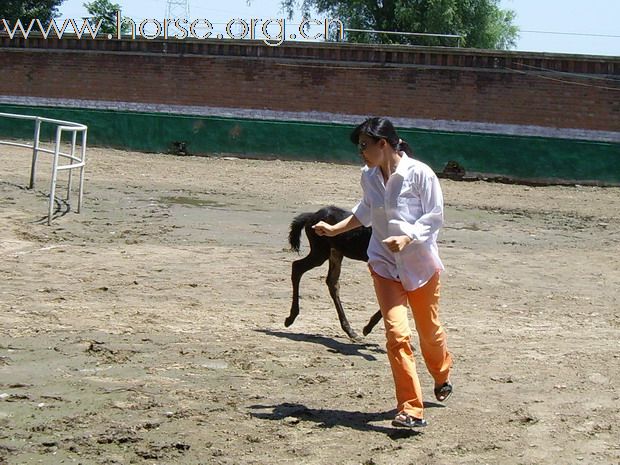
[352,153,445,291]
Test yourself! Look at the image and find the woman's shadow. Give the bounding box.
[248,402,442,438]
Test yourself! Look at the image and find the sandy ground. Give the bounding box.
[0,143,619,465]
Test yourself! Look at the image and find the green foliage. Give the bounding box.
[282,0,519,49]
[83,0,131,34]
[0,0,65,23]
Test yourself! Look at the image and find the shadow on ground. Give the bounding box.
[255,329,385,361]
[248,402,425,438]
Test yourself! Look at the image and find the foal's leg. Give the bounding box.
[362,310,383,336]
[285,249,328,328]
[326,249,361,341]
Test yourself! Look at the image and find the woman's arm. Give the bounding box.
[312,214,362,237]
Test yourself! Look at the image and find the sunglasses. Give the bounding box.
[358,139,379,153]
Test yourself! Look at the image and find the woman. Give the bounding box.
[312,117,453,428]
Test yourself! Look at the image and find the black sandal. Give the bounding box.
[434,382,453,402]
[392,412,428,428]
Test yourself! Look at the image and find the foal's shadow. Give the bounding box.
[255,329,384,361]
[248,403,423,438]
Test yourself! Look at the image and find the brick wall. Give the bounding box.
[1,35,619,132]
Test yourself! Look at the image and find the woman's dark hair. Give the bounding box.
[350,117,414,157]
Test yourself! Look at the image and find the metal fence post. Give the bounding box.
[29,117,42,189]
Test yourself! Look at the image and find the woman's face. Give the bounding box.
[358,134,385,167]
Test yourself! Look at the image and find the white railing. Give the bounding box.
[343,28,464,46]
[0,112,87,225]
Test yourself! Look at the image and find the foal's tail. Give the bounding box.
[288,212,315,252]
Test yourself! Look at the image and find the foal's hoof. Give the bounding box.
[284,316,296,327]
[348,332,363,343]
[362,325,372,336]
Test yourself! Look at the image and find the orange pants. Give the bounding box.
[370,268,452,419]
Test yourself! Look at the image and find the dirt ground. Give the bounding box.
[0,143,619,465]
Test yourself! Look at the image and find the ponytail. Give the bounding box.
[396,138,414,157]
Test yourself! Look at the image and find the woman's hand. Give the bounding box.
[312,221,336,237]
[382,235,412,252]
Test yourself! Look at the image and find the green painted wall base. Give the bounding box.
[1,104,619,184]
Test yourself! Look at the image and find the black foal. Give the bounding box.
[286,205,382,340]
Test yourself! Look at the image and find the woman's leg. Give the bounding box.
[407,272,452,387]
[370,268,424,419]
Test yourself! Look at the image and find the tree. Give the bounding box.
[0,0,65,23]
[282,0,518,49]
[83,0,131,34]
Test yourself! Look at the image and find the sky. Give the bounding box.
[53,0,620,56]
